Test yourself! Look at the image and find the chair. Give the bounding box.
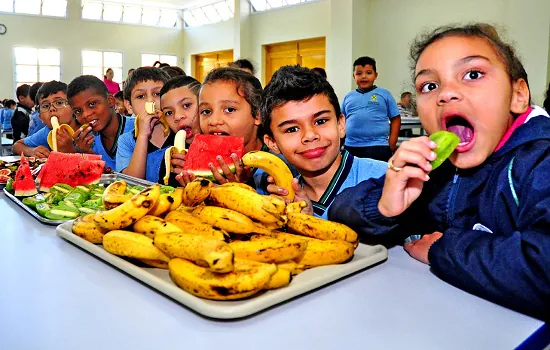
[0,125,13,156]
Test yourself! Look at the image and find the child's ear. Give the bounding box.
[337,113,346,139]
[124,100,134,115]
[510,78,530,114]
[263,134,280,154]
[253,112,261,126]
[107,94,116,109]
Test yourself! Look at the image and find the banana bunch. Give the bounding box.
[148,187,184,217]
[242,151,295,201]
[135,102,170,139]
[163,129,186,185]
[47,116,74,152]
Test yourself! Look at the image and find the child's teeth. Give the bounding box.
[458,141,467,146]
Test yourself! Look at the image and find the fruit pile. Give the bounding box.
[0,157,46,184]
[72,152,360,301]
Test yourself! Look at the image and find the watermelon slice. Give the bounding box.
[183,135,245,181]
[38,152,105,191]
[13,153,38,197]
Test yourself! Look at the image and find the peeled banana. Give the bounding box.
[102,180,132,210]
[168,258,276,300]
[155,232,234,273]
[72,213,107,244]
[192,205,257,234]
[165,210,229,241]
[228,238,307,263]
[133,215,183,239]
[183,178,212,206]
[242,151,295,201]
[92,185,160,231]
[103,230,170,262]
[47,116,74,152]
[287,212,358,243]
[163,129,186,185]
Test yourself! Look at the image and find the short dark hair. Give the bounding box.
[401,91,412,99]
[261,65,341,137]
[353,56,377,72]
[311,67,327,78]
[114,91,124,100]
[202,67,263,120]
[544,82,550,113]
[30,82,44,105]
[123,66,170,101]
[160,76,200,98]
[153,61,170,68]
[161,65,186,78]
[36,81,67,103]
[16,84,31,99]
[67,75,109,100]
[230,59,255,74]
[4,99,16,108]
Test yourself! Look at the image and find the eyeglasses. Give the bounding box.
[39,99,69,113]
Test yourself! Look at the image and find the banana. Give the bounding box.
[102,180,132,210]
[47,116,75,152]
[165,210,229,241]
[183,178,212,206]
[91,185,160,231]
[163,129,186,185]
[103,230,170,262]
[277,260,306,275]
[168,187,184,211]
[155,232,234,273]
[192,205,257,234]
[209,186,286,226]
[287,212,358,243]
[266,267,292,289]
[145,101,170,137]
[294,238,355,268]
[148,191,177,217]
[228,237,307,263]
[286,200,307,214]
[140,259,169,269]
[168,258,276,300]
[242,151,295,201]
[174,204,196,214]
[144,101,156,114]
[72,213,107,244]
[133,215,183,239]
[219,182,256,192]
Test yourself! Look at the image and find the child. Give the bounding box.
[329,24,550,320]
[262,65,387,218]
[157,75,201,187]
[341,56,401,161]
[68,75,134,170]
[115,67,170,182]
[229,59,255,75]
[11,84,34,142]
[0,99,16,133]
[27,82,45,136]
[13,81,79,158]
[114,91,130,117]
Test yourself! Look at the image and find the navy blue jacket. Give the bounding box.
[328,111,550,320]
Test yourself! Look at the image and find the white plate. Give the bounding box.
[56,221,388,319]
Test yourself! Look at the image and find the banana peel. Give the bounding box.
[135,102,169,138]
[163,129,187,185]
[47,116,74,152]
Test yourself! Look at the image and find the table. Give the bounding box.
[0,194,544,350]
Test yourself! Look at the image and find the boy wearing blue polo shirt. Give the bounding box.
[68,75,135,170]
[262,66,387,218]
[13,81,79,158]
[341,56,401,161]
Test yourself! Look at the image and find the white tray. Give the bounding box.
[56,221,388,319]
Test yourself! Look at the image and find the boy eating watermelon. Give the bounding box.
[68,75,135,170]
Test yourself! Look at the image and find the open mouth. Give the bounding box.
[209,131,229,136]
[444,115,475,152]
[179,125,193,138]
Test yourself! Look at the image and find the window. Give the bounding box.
[0,0,67,16]
[249,0,316,12]
[82,50,123,84]
[81,1,179,28]
[141,54,178,67]
[183,0,234,28]
[14,47,61,89]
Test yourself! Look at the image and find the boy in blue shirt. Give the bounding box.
[261,65,387,218]
[341,56,401,161]
[13,81,79,158]
[1,99,16,133]
[27,82,45,136]
[115,67,171,183]
[68,75,134,170]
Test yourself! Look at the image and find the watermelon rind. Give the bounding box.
[188,166,237,181]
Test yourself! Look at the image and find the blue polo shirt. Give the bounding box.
[341,87,400,147]
[91,114,135,170]
[23,126,50,148]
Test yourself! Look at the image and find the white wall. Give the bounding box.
[0,0,183,99]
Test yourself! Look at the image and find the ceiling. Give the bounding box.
[99,0,218,10]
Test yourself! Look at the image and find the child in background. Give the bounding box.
[158,76,201,187]
[229,59,255,75]
[0,99,16,133]
[341,56,401,161]
[13,81,79,158]
[27,82,45,136]
[115,67,170,182]
[262,66,387,218]
[114,91,131,117]
[329,24,550,320]
[68,75,134,170]
[11,84,34,142]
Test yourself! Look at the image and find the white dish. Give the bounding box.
[56,221,388,319]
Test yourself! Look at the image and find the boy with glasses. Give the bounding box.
[13,81,79,158]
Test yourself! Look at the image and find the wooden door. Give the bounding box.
[194,50,234,82]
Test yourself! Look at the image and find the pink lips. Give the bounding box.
[300,147,326,159]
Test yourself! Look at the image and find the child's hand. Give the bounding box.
[73,125,94,153]
[32,145,50,159]
[267,178,313,215]
[404,231,443,264]
[170,152,187,175]
[209,153,252,184]
[137,109,161,139]
[378,136,437,217]
[175,170,196,187]
[56,127,76,153]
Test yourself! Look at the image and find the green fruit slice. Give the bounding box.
[429,130,461,170]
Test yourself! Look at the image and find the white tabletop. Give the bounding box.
[0,194,544,350]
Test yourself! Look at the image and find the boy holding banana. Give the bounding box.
[261,66,387,218]
[13,81,79,157]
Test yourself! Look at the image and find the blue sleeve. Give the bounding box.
[383,90,400,118]
[341,94,348,117]
[23,127,50,148]
[428,154,550,320]
[115,132,135,172]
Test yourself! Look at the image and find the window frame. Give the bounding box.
[12,45,63,99]
[81,49,124,84]
[249,0,321,14]
[183,0,234,29]
[0,0,68,19]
